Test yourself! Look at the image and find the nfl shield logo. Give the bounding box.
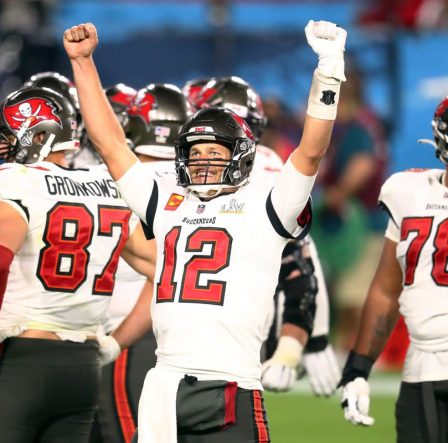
[197,204,206,214]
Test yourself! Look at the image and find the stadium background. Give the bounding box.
[2,0,447,440]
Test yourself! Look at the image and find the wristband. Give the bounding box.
[306,69,341,120]
[305,334,328,353]
[338,350,374,387]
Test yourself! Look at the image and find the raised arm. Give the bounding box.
[290,20,347,176]
[63,23,137,179]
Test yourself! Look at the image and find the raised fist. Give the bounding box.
[63,23,99,60]
[305,20,347,82]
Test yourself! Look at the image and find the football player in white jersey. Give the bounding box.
[91,83,191,443]
[338,96,448,442]
[0,86,154,443]
[194,75,341,395]
[64,20,347,442]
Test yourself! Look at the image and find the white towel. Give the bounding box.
[138,367,183,443]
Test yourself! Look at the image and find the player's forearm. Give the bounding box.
[280,323,309,347]
[353,287,400,361]
[112,279,153,349]
[70,56,137,179]
[290,116,334,176]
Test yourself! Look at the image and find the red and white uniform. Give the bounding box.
[105,160,175,332]
[116,156,313,390]
[379,168,448,382]
[0,162,136,341]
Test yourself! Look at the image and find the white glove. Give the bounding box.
[303,344,341,396]
[261,336,303,392]
[98,335,121,366]
[305,20,347,81]
[341,377,374,426]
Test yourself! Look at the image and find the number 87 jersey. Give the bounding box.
[0,162,135,336]
[379,168,448,354]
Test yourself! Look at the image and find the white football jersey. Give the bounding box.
[379,168,448,381]
[105,160,175,332]
[117,158,313,389]
[0,162,136,338]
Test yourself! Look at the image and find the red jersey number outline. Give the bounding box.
[156,226,232,305]
[401,216,448,286]
[37,202,132,295]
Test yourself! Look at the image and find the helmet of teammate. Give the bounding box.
[105,83,137,130]
[0,109,13,163]
[175,107,256,196]
[1,87,78,164]
[194,76,267,142]
[127,83,192,159]
[71,83,137,168]
[432,97,448,165]
[23,71,79,112]
[182,78,210,111]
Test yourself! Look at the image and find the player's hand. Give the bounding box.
[340,377,374,426]
[303,344,341,396]
[261,336,303,392]
[261,360,297,392]
[63,23,98,60]
[304,20,347,81]
[98,335,121,366]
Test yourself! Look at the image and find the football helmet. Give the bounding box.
[1,87,78,164]
[432,97,448,165]
[105,83,137,130]
[182,78,210,110]
[127,83,191,159]
[175,107,256,197]
[194,76,267,142]
[23,71,79,112]
[71,83,136,168]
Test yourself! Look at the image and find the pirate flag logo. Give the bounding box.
[128,91,158,126]
[4,98,62,132]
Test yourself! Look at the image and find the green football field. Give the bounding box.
[264,372,399,442]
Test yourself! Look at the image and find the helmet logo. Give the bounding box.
[128,92,157,125]
[195,87,218,108]
[4,98,62,131]
[231,113,255,141]
[109,91,136,108]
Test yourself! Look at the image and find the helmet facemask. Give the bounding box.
[433,117,448,165]
[175,108,256,198]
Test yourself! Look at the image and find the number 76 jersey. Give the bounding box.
[0,162,135,334]
[379,168,448,353]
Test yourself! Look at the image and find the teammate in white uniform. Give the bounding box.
[64,20,347,442]
[194,75,340,395]
[0,86,153,443]
[338,96,448,442]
